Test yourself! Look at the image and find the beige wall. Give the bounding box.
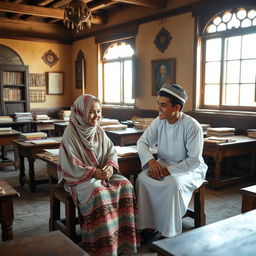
[0,38,73,109]
[135,13,195,111]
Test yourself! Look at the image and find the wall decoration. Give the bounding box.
[41,49,59,67]
[29,73,45,87]
[151,58,176,96]
[75,50,86,90]
[47,72,64,95]
[29,89,46,102]
[154,27,172,53]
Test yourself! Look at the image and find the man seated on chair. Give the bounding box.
[136,83,207,240]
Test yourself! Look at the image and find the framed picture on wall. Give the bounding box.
[47,72,64,95]
[151,58,176,96]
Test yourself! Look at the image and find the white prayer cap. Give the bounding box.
[159,84,188,103]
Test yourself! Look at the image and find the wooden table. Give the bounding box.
[54,121,69,136]
[105,127,144,146]
[240,184,256,213]
[152,209,256,256]
[203,136,256,189]
[0,129,21,170]
[0,230,89,256]
[0,178,20,241]
[32,119,67,136]
[11,138,62,192]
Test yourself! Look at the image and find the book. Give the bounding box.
[115,145,138,157]
[100,118,120,126]
[0,127,12,132]
[207,127,235,133]
[44,149,59,156]
[29,139,58,144]
[102,124,127,131]
[205,136,236,144]
[20,132,47,141]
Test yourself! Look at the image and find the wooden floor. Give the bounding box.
[0,151,254,254]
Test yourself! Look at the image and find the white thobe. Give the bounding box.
[136,113,207,237]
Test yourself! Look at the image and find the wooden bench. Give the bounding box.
[183,180,207,227]
[240,184,256,213]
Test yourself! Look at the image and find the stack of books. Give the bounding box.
[58,110,71,121]
[102,124,127,131]
[247,129,256,138]
[115,145,138,157]
[14,112,33,121]
[206,127,235,137]
[43,149,59,161]
[132,117,154,130]
[0,116,13,123]
[34,114,50,120]
[100,118,120,126]
[20,132,47,141]
[0,127,12,132]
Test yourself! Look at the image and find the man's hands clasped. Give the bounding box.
[148,159,169,180]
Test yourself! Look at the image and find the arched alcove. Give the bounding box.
[0,44,24,65]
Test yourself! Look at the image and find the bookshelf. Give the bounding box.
[0,64,29,116]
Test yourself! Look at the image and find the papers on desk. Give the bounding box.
[115,146,138,157]
[43,149,59,161]
[0,127,12,132]
[29,139,58,144]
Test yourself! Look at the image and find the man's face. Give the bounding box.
[157,96,180,123]
[160,65,167,75]
[87,101,101,126]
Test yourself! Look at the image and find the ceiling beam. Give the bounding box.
[112,0,166,8]
[0,2,106,24]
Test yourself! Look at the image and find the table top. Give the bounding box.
[0,230,88,256]
[0,178,20,200]
[54,122,69,126]
[152,209,256,256]
[0,129,21,137]
[11,137,62,148]
[204,135,256,147]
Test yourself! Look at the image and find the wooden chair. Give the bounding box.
[183,180,208,227]
[49,184,81,242]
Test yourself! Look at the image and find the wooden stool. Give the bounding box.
[240,185,256,213]
[183,180,207,227]
[49,185,80,242]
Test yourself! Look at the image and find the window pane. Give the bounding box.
[104,62,121,103]
[225,36,241,60]
[204,84,220,105]
[223,84,239,105]
[205,39,221,61]
[225,60,240,83]
[123,60,134,104]
[241,60,256,83]
[205,62,220,83]
[240,84,256,106]
[242,33,256,58]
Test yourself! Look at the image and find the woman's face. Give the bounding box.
[87,101,101,126]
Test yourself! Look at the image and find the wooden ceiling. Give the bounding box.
[0,0,167,42]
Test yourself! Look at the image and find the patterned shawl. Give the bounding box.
[57,94,118,185]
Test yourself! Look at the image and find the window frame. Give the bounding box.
[195,4,256,113]
[100,39,135,107]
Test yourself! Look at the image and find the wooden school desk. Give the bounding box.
[203,135,256,189]
[54,121,69,136]
[152,209,256,256]
[105,127,144,146]
[0,230,89,256]
[0,178,20,241]
[11,138,62,192]
[0,129,20,170]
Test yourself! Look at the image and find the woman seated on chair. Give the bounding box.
[57,94,138,256]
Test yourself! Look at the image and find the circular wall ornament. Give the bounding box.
[41,49,59,67]
[154,27,172,53]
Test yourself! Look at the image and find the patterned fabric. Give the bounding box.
[57,94,138,255]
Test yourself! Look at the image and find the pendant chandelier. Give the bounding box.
[64,0,92,33]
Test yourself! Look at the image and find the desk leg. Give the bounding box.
[28,157,36,192]
[0,199,14,241]
[19,155,26,186]
[14,145,19,171]
[213,152,222,189]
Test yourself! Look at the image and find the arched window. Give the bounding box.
[196,6,256,111]
[101,41,135,105]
